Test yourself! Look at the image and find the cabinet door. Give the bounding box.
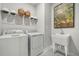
[31,35,43,56]
[19,36,28,56]
[0,36,28,56]
[0,38,19,56]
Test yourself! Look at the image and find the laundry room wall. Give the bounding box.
[51,3,79,55]
[44,3,52,48]
[0,4,2,35]
[0,3,37,32]
[36,3,45,34]
[36,3,52,48]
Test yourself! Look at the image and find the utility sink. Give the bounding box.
[52,34,71,56]
[52,34,70,46]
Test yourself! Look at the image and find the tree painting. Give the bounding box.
[54,3,74,28]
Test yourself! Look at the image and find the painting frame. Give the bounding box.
[54,3,75,28]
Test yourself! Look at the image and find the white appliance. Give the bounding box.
[0,30,28,56]
[28,32,44,56]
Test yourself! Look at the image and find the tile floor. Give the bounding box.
[40,45,65,56]
[40,45,78,56]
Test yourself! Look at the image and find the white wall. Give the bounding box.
[44,3,52,48]
[36,3,52,48]
[36,3,45,34]
[52,3,79,55]
[36,3,45,48]
[0,4,2,35]
[0,3,37,32]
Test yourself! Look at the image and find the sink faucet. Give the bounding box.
[60,29,64,34]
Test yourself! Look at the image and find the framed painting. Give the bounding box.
[54,3,75,28]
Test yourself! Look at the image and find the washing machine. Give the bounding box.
[0,30,28,56]
[28,32,44,56]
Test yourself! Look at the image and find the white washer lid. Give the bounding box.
[28,32,43,36]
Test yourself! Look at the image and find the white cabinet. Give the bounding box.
[19,36,28,56]
[0,37,19,56]
[28,33,44,56]
[0,35,28,56]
